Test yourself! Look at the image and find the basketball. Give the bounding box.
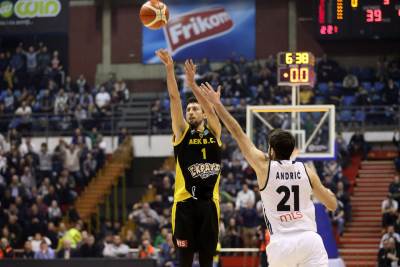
[140,0,169,30]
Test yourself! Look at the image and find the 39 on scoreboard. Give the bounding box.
[315,0,400,39]
[277,52,316,86]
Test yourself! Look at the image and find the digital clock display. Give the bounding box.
[278,52,315,66]
[315,0,400,39]
[277,52,316,86]
[278,66,315,86]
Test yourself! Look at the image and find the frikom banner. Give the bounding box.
[0,0,68,34]
[142,0,255,63]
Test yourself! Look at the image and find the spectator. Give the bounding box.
[238,201,258,247]
[54,89,69,115]
[79,234,100,257]
[124,229,139,249]
[129,202,160,236]
[34,240,55,259]
[76,74,88,93]
[45,222,59,250]
[23,46,39,75]
[330,201,345,236]
[377,238,399,267]
[389,175,400,204]
[21,240,34,258]
[159,233,177,267]
[235,183,255,210]
[35,45,48,71]
[221,218,243,248]
[342,73,359,93]
[95,86,111,110]
[57,239,77,259]
[118,128,128,145]
[349,130,369,159]
[138,238,156,259]
[48,200,62,224]
[38,143,52,182]
[382,194,399,227]
[380,225,400,248]
[103,235,129,258]
[0,238,14,258]
[383,79,399,105]
[154,227,168,248]
[317,54,340,82]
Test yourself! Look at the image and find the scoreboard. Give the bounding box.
[315,0,400,39]
[277,52,316,86]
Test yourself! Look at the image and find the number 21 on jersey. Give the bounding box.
[277,185,300,211]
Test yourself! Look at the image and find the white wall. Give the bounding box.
[22,131,396,158]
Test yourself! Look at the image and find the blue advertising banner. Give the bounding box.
[142,0,255,63]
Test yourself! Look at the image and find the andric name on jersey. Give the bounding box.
[275,171,302,180]
[280,211,303,222]
[188,163,221,179]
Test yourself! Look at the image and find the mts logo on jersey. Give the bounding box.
[165,7,234,53]
[188,163,221,179]
[189,137,216,145]
[280,211,303,222]
[176,239,188,248]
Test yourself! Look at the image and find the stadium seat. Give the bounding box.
[317,83,329,94]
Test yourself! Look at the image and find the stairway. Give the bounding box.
[74,138,133,222]
[340,160,395,267]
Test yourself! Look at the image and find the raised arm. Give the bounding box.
[200,83,266,175]
[155,49,187,140]
[306,164,337,211]
[184,60,221,140]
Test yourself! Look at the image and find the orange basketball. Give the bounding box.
[140,0,169,30]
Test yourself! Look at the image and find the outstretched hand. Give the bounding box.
[199,82,222,105]
[184,59,196,87]
[155,49,174,68]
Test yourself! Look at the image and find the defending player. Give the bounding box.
[155,50,222,267]
[199,83,337,267]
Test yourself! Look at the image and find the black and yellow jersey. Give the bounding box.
[173,123,222,202]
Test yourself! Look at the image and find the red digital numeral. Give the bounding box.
[320,25,338,35]
[366,9,382,22]
[383,0,389,5]
[320,25,326,35]
[334,26,338,33]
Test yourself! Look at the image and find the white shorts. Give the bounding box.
[266,231,328,267]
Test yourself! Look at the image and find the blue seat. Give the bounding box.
[374,82,385,91]
[339,110,352,122]
[317,83,329,95]
[342,96,355,106]
[361,82,372,91]
[354,110,366,122]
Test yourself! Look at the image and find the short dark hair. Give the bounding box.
[187,96,198,105]
[268,129,295,160]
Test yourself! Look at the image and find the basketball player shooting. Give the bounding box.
[199,82,337,267]
[155,50,222,267]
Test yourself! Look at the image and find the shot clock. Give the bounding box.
[315,0,400,39]
[277,52,316,86]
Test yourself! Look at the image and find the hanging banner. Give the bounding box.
[142,0,255,63]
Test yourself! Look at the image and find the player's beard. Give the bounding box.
[189,118,202,129]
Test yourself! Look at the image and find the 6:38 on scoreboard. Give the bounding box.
[277,52,316,87]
